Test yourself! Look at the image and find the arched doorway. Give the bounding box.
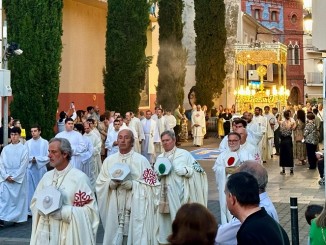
[288,87,299,105]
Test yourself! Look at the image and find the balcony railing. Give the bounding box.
[306,72,323,85]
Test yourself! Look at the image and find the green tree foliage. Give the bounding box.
[194,0,226,109]
[4,0,63,139]
[103,0,149,114]
[156,0,187,111]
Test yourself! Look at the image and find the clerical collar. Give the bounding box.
[164,146,177,158]
[52,163,72,188]
[54,163,72,177]
[119,150,134,162]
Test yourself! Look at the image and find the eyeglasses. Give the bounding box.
[228,140,240,143]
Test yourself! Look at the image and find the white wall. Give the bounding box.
[312,0,326,51]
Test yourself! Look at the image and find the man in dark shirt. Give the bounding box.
[225,172,290,245]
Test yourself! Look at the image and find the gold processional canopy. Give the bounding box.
[234,42,289,113]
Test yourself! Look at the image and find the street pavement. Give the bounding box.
[0,136,325,244]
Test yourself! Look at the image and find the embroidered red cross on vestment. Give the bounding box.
[142,168,157,185]
[73,190,93,207]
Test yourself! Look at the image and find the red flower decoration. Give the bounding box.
[142,168,157,185]
[227,157,235,166]
[73,190,93,207]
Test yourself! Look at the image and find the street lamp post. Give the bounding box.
[2,21,9,146]
[0,0,9,146]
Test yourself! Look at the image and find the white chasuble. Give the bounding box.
[96,150,160,245]
[30,165,99,245]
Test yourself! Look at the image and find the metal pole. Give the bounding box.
[290,197,299,245]
[2,20,8,146]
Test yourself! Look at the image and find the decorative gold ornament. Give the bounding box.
[234,42,289,112]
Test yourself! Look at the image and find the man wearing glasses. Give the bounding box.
[25,125,49,216]
[213,132,259,224]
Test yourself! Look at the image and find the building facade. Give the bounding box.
[241,0,305,105]
[57,0,159,115]
[303,0,325,105]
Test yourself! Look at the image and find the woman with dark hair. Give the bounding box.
[304,112,319,169]
[75,110,87,124]
[168,203,217,245]
[293,109,307,165]
[57,111,67,133]
[309,201,326,244]
[279,110,296,175]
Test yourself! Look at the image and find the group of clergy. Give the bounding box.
[213,106,276,224]
[102,127,208,245]
[105,106,206,167]
[0,116,208,245]
[0,125,49,226]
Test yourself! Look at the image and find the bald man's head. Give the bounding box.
[238,161,268,193]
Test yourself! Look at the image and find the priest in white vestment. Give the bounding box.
[219,118,260,152]
[191,105,206,146]
[83,122,102,180]
[151,106,160,122]
[26,125,49,216]
[105,119,121,156]
[141,110,160,164]
[252,107,268,162]
[55,118,87,170]
[164,110,177,131]
[156,130,208,244]
[213,132,259,224]
[30,138,99,245]
[155,108,168,155]
[243,111,263,146]
[0,127,29,224]
[96,129,160,245]
[124,117,139,151]
[127,112,145,153]
[74,124,95,189]
[108,115,127,133]
[263,106,276,160]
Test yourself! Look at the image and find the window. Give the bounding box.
[271,11,277,21]
[291,14,297,24]
[288,42,300,65]
[251,5,263,20]
[254,9,260,19]
[288,43,294,65]
[294,44,300,65]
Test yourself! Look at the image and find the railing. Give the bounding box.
[306,72,323,85]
